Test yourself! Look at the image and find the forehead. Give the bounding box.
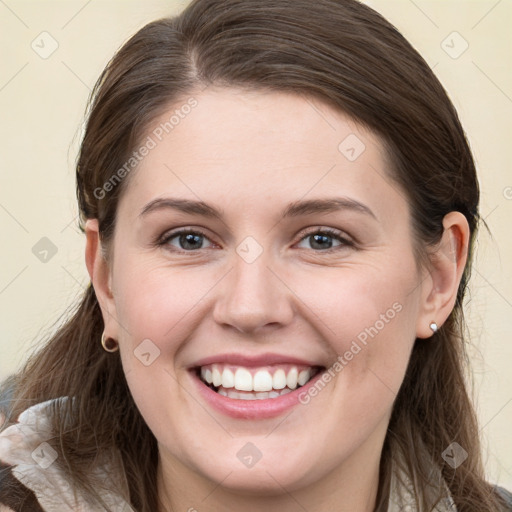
[117,87,409,228]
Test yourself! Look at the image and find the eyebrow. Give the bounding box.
[139,197,377,221]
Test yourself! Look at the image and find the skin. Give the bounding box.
[85,87,469,512]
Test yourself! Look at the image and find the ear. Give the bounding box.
[85,219,119,340]
[415,211,470,339]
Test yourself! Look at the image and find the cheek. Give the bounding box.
[288,257,418,343]
[285,263,419,458]
[112,260,210,454]
[112,257,211,349]
[286,257,420,394]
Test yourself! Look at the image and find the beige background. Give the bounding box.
[1,0,511,490]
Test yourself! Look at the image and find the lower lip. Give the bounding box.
[188,368,325,419]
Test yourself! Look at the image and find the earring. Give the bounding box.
[101,332,119,353]
[429,322,438,333]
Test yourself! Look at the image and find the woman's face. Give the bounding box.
[97,87,434,495]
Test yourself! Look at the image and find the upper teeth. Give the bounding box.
[200,364,314,392]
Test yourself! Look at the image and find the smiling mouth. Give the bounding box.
[194,364,325,400]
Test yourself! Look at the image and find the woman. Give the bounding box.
[0,0,510,510]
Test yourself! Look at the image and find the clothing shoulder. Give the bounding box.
[0,462,44,511]
[495,485,512,510]
[0,398,134,512]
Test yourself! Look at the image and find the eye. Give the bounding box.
[159,229,214,251]
[295,228,354,251]
[157,227,354,253]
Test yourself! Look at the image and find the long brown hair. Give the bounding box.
[2,0,507,510]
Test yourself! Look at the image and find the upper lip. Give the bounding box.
[189,352,325,369]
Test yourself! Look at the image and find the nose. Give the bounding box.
[212,249,294,335]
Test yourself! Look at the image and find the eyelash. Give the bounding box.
[156,227,355,254]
